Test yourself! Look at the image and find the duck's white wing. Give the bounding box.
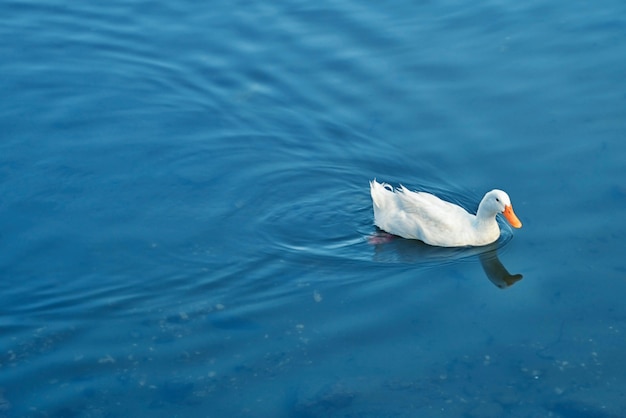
[398,186,469,214]
[394,186,473,240]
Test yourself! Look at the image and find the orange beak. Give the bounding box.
[503,205,522,228]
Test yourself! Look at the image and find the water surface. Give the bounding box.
[1,0,625,416]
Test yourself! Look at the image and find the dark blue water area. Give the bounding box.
[1,0,626,416]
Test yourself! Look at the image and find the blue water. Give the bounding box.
[1,0,625,416]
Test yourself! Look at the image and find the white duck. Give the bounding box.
[370,180,522,247]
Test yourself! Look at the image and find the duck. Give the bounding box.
[370,179,522,247]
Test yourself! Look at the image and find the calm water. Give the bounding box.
[1,0,625,416]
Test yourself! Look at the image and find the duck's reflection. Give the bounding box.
[478,249,523,288]
[369,231,522,288]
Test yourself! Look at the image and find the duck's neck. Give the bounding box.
[475,203,498,226]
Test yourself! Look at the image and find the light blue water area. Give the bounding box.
[1,0,625,416]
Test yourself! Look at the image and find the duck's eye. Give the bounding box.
[495,198,500,203]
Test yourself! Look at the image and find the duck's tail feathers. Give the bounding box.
[370,179,394,209]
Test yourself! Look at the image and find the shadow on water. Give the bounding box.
[478,248,523,289]
[369,230,523,289]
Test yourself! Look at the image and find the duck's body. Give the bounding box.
[370,180,521,247]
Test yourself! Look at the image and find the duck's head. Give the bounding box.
[480,190,522,228]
